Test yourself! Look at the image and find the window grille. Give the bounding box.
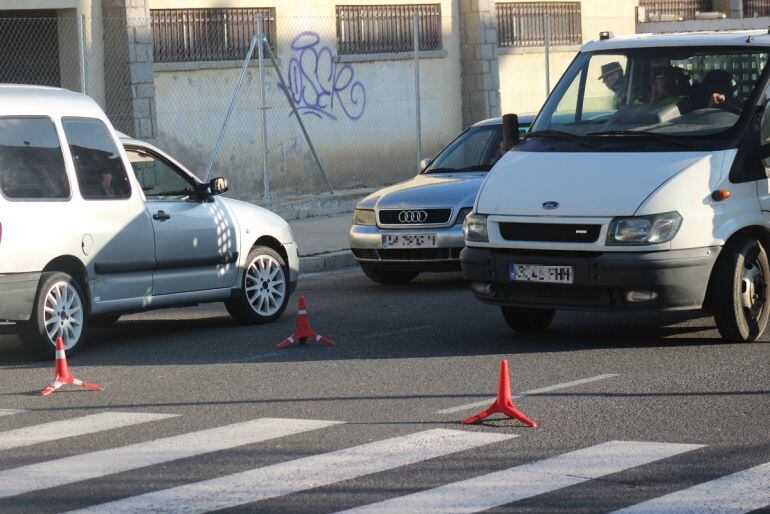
[150,8,276,63]
[745,0,770,17]
[638,1,712,21]
[497,2,581,48]
[336,4,442,55]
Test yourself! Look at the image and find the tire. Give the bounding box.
[360,265,419,285]
[226,245,290,324]
[712,237,770,342]
[17,272,88,356]
[89,314,121,327]
[501,306,555,333]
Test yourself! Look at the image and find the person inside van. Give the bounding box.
[699,69,738,111]
[599,61,626,107]
[648,65,692,112]
[100,170,115,197]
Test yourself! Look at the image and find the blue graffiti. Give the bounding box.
[282,32,366,121]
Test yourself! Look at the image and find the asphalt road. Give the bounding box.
[1,267,769,513]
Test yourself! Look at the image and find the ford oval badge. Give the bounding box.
[542,201,559,210]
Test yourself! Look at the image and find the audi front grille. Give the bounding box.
[378,208,452,226]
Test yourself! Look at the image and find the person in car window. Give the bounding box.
[100,171,115,197]
[599,61,626,107]
[637,65,692,113]
[701,69,737,109]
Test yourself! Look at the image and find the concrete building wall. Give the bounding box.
[499,0,638,117]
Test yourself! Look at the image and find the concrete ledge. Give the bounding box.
[257,188,376,221]
[498,45,580,55]
[154,59,282,72]
[299,250,356,275]
[337,49,448,63]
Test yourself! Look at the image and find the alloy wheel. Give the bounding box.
[245,254,286,317]
[43,281,84,350]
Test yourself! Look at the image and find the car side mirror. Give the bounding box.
[420,157,432,172]
[209,177,229,196]
[501,113,520,154]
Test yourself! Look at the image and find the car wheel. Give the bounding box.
[90,314,121,327]
[360,265,419,285]
[713,237,770,342]
[501,306,555,333]
[17,272,88,356]
[226,246,290,324]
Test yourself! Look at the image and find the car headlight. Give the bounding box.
[353,208,376,226]
[455,207,473,225]
[463,212,488,242]
[607,211,682,245]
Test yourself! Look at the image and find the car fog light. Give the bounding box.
[471,282,496,297]
[625,290,658,303]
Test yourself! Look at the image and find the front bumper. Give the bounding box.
[461,246,720,311]
[349,224,464,271]
[0,272,40,321]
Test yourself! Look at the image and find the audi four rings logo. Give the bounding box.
[398,210,429,223]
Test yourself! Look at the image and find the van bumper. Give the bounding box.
[461,246,720,311]
[0,272,40,321]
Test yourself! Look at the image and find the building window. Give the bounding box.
[637,1,711,21]
[336,4,442,55]
[497,2,581,48]
[745,0,770,17]
[150,8,276,63]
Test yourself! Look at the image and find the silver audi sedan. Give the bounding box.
[350,115,534,284]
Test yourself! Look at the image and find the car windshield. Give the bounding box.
[425,125,504,173]
[531,46,769,140]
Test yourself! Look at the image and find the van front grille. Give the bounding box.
[499,222,601,243]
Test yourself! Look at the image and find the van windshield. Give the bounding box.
[531,46,769,142]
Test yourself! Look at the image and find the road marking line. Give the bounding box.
[436,374,618,414]
[0,412,177,451]
[67,429,515,514]
[0,409,26,416]
[0,417,341,500]
[338,440,703,514]
[611,461,770,514]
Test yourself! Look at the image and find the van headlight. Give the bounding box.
[607,211,682,245]
[463,212,489,242]
[353,208,376,226]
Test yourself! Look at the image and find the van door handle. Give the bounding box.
[153,210,171,221]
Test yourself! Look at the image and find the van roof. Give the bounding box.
[0,85,108,119]
[581,30,770,52]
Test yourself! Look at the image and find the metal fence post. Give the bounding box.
[544,14,551,96]
[80,14,88,95]
[257,16,270,200]
[414,10,422,171]
[204,35,258,181]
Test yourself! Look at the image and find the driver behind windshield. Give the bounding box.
[646,65,692,113]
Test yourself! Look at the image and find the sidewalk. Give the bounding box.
[290,213,357,274]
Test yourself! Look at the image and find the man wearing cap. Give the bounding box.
[599,61,626,108]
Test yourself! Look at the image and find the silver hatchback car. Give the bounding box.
[350,115,533,284]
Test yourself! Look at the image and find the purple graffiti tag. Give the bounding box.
[282,31,366,121]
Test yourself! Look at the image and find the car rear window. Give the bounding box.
[0,117,70,200]
[62,118,131,200]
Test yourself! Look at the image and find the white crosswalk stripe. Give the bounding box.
[0,409,26,416]
[0,417,341,500]
[337,440,703,513]
[0,412,176,451]
[66,428,515,514]
[611,461,770,514]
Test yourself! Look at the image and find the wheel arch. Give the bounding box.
[703,225,770,309]
[253,236,288,266]
[42,256,90,313]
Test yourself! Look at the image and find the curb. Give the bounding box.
[299,250,357,275]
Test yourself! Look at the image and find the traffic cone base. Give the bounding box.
[40,338,104,397]
[462,359,536,427]
[276,297,335,349]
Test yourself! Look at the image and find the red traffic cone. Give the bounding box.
[276,296,335,349]
[40,337,104,397]
[463,359,537,427]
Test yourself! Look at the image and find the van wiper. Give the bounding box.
[586,130,696,149]
[527,130,597,148]
[425,167,459,173]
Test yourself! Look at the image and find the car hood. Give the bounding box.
[476,151,711,217]
[358,173,486,210]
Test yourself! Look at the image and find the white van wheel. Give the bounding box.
[18,272,88,356]
[226,246,289,324]
[713,238,770,342]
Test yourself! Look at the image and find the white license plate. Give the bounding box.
[383,234,437,248]
[510,264,574,284]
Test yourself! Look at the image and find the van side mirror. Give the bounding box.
[208,177,229,196]
[501,113,520,154]
[419,157,432,171]
[749,143,770,163]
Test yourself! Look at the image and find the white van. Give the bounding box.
[462,31,770,342]
[0,86,299,355]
